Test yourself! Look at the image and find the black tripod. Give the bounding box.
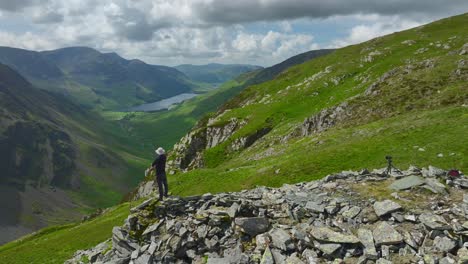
[384,155,402,176]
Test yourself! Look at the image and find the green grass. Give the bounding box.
[169,106,467,196]
[0,203,131,264]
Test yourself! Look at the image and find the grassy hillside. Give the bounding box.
[102,50,334,153]
[0,202,131,264]
[167,13,468,196]
[175,63,263,90]
[0,63,149,244]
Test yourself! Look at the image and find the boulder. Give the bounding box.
[388,176,425,190]
[310,227,360,244]
[372,222,403,246]
[235,217,269,236]
[373,200,402,217]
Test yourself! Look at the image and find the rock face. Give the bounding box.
[169,116,271,172]
[67,166,468,264]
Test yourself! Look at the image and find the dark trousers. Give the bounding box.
[155,173,168,199]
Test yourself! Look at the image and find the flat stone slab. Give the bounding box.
[315,242,341,255]
[269,228,293,251]
[373,221,403,246]
[419,213,451,230]
[433,236,457,253]
[342,206,361,219]
[389,175,425,190]
[358,228,378,260]
[305,201,326,213]
[373,200,402,217]
[310,227,360,244]
[235,217,269,236]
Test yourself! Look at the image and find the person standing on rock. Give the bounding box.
[150,147,168,200]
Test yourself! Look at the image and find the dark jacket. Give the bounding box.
[152,154,166,176]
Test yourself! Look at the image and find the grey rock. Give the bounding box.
[373,200,402,217]
[419,213,451,230]
[228,202,240,218]
[302,249,318,263]
[285,254,306,264]
[269,228,293,251]
[310,226,360,244]
[358,228,378,260]
[376,258,392,264]
[373,221,403,246]
[256,233,271,252]
[389,175,425,190]
[454,177,468,188]
[433,236,457,253]
[314,242,341,255]
[457,247,468,263]
[134,253,151,264]
[404,214,417,222]
[207,257,229,264]
[422,166,446,177]
[235,217,269,236]
[305,201,326,213]
[130,198,155,213]
[342,206,361,219]
[439,256,456,264]
[197,225,209,238]
[142,220,164,236]
[271,249,286,264]
[260,246,275,264]
[423,178,448,194]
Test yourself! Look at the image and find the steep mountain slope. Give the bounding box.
[175,63,263,90]
[166,13,467,196]
[0,64,147,245]
[0,47,196,110]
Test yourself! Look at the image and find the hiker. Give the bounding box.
[149,147,168,200]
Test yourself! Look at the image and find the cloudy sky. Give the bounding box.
[0,0,466,66]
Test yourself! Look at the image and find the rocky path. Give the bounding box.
[67,166,468,264]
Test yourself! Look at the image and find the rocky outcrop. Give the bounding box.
[169,116,273,172]
[171,127,208,170]
[170,118,247,171]
[67,166,468,263]
[298,101,351,137]
[206,118,247,149]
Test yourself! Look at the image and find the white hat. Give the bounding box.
[155,147,165,155]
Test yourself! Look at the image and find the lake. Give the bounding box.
[128,93,198,112]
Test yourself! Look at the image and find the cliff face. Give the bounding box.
[67,165,468,263]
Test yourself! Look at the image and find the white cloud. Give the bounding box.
[330,16,423,48]
[0,1,465,66]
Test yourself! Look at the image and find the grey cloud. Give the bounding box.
[0,0,37,11]
[193,0,468,24]
[33,10,63,24]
